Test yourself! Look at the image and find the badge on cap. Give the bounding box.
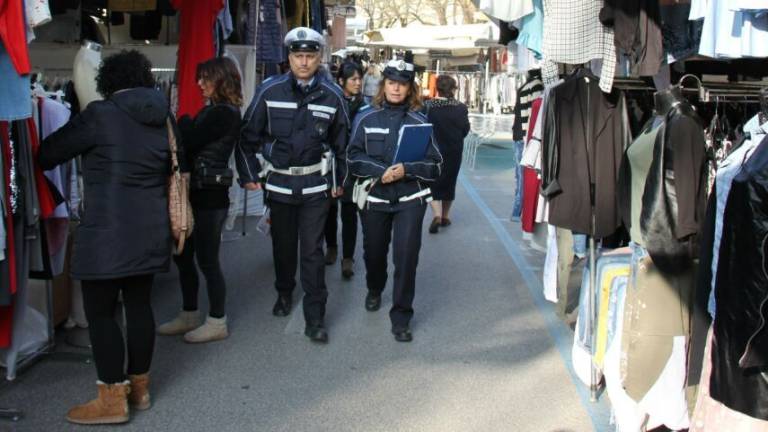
[396,61,406,71]
[297,30,307,40]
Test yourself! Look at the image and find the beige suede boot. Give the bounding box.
[183,316,228,343]
[128,373,151,410]
[66,381,130,425]
[156,310,200,335]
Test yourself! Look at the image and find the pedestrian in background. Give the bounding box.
[362,64,379,105]
[40,50,171,425]
[325,62,365,278]
[157,57,243,343]
[424,75,470,234]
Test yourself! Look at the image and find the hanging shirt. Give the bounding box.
[698,0,768,59]
[541,0,617,93]
[517,0,544,58]
[479,0,534,22]
[171,0,223,118]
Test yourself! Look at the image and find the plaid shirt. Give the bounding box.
[541,0,617,93]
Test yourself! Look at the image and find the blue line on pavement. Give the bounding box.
[458,173,611,432]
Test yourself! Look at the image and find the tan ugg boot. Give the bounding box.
[183,316,228,343]
[157,310,200,335]
[66,381,130,425]
[128,373,151,410]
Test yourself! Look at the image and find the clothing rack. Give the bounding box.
[614,76,767,102]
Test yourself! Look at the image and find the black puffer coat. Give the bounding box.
[39,87,172,280]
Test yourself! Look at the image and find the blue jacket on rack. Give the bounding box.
[347,102,443,211]
[236,69,349,205]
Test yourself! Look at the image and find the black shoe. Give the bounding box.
[428,217,441,234]
[440,217,452,227]
[365,292,381,311]
[304,322,329,343]
[325,246,338,265]
[272,295,292,317]
[341,258,354,279]
[392,327,413,342]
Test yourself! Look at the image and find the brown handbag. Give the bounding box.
[167,119,193,254]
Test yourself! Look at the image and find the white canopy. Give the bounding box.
[362,23,500,51]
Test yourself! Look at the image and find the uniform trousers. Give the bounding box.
[324,199,359,259]
[269,198,330,323]
[361,204,427,329]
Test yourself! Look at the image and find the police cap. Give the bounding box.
[284,27,323,53]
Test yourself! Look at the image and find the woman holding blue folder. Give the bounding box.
[347,52,443,342]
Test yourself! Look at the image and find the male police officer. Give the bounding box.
[237,27,348,343]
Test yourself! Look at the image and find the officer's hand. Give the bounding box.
[244,182,261,191]
[332,187,344,198]
[381,167,395,184]
[391,163,405,181]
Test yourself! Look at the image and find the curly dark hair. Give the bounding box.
[196,57,244,107]
[436,75,457,98]
[95,50,155,98]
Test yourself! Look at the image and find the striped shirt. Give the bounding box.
[512,77,544,141]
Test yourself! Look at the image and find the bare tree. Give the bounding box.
[455,0,477,24]
[424,0,449,25]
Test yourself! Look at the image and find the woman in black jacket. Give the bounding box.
[347,54,443,342]
[39,50,171,425]
[425,75,470,234]
[157,57,243,343]
[324,62,365,278]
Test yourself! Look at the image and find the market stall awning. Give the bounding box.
[362,23,499,51]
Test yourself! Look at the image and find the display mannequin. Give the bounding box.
[73,40,102,109]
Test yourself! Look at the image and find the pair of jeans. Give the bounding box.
[510,140,525,220]
[173,207,228,318]
[81,275,155,383]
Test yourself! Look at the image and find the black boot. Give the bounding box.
[392,326,413,342]
[365,292,381,311]
[304,321,329,343]
[272,295,292,317]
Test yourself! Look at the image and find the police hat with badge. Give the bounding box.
[284,27,324,53]
[382,51,416,83]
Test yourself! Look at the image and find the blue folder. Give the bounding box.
[393,124,433,164]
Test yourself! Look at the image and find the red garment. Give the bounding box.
[526,98,542,142]
[521,98,543,233]
[0,0,31,75]
[521,166,540,233]
[171,0,223,118]
[0,122,17,348]
[27,117,57,219]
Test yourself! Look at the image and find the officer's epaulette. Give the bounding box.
[409,110,428,122]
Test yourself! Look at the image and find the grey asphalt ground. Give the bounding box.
[0,144,609,432]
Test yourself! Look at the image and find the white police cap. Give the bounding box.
[284,27,324,52]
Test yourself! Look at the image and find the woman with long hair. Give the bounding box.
[347,54,443,342]
[40,50,171,424]
[157,57,244,343]
[324,61,365,278]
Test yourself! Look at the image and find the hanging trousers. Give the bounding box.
[81,275,155,384]
[361,204,427,329]
[324,199,359,259]
[173,207,228,318]
[269,198,330,324]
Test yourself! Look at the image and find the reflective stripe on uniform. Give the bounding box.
[308,104,337,115]
[266,101,298,109]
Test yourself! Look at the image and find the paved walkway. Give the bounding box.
[0,144,611,432]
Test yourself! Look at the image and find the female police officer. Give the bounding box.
[347,52,442,342]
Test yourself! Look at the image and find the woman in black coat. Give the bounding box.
[424,75,470,234]
[324,62,365,278]
[39,50,171,425]
[157,57,243,344]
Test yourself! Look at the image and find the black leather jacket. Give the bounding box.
[710,134,768,420]
[347,103,443,211]
[178,103,241,209]
[237,71,349,205]
[638,98,707,273]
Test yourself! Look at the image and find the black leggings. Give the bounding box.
[173,207,228,318]
[324,199,359,259]
[81,275,155,384]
